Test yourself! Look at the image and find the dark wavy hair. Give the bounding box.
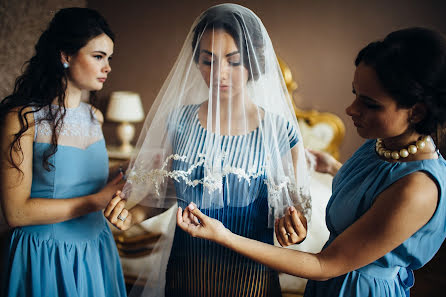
[0,7,114,172]
[355,27,446,135]
[191,4,265,81]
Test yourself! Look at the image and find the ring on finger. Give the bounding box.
[117,214,126,222]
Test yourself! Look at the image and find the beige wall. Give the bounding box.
[88,0,446,162]
[0,0,86,99]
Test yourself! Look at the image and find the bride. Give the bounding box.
[105,4,311,297]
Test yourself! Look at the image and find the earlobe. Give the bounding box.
[60,52,70,68]
[409,103,427,124]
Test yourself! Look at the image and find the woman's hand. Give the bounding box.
[104,191,133,230]
[177,203,231,244]
[275,206,307,246]
[306,148,342,176]
[108,160,130,182]
[93,173,125,210]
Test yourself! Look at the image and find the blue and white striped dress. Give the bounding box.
[165,104,298,297]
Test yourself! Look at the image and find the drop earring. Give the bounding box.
[63,62,69,69]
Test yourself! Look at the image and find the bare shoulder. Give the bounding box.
[383,170,439,217]
[1,106,35,136]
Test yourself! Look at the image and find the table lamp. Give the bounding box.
[106,91,144,153]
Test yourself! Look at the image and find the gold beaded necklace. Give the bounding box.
[375,135,432,160]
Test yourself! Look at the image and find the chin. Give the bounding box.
[356,128,374,139]
[91,84,104,91]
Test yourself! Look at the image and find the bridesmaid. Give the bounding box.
[177,27,446,297]
[0,8,126,297]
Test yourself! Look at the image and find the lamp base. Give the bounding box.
[118,143,134,154]
[116,122,135,154]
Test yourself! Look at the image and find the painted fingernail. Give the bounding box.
[189,204,195,210]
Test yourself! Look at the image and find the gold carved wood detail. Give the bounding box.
[277,57,345,160]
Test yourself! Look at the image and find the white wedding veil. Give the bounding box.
[123,3,312,296]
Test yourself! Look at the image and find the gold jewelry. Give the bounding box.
[375,135,431,160]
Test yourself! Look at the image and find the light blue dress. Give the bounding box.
[305,139,446,297]
[0,103,127,297]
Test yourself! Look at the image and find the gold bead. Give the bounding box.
[384,151,392,159]
[399,149,409,158]
[391,151,400,159]
[378,148,386,156]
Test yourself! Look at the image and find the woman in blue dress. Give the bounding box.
[105,4,311,297]
[0,8,126,297]
[177,27,446,296]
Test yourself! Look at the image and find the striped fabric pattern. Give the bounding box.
[165,104,298,297]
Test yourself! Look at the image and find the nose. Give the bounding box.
[103,62,111,74]
[213,60,229,81]
[346,98,360,117]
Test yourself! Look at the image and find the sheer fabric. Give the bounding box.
[33,102,103,149]
[124,4,311,297]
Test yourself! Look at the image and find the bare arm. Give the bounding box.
[0,109,124,228]
[178,171,438,280]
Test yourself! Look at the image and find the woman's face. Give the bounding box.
[197,29,249,100]
[64,33,114,91]
[346,63,411,139]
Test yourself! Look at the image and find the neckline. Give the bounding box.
[33,138,104,151]
[194,104,265,137]
[195,112,264,137]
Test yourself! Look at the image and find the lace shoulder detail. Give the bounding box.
[33,102,103,148]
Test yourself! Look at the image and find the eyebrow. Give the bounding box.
[200,50,240,57]
[352,84,380,103]
[92,51,109,56]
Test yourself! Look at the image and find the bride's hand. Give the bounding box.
[275,206,307,247]
[177,203,230,244]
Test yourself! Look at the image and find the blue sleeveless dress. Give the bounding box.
[165,104,298,297]
[304,139,446,297]
[0,103,127,297]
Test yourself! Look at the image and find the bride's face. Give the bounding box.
[197,29,249,100]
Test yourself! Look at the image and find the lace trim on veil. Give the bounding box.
[127,152,311,218]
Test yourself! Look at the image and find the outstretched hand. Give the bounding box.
[306,148,342,176]
[275,206,307,247]
[176,203,230,244]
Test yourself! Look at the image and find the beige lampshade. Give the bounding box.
[106,91,144,122]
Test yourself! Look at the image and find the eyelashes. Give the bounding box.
[93,55,113,61]
[201,60,241,66]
